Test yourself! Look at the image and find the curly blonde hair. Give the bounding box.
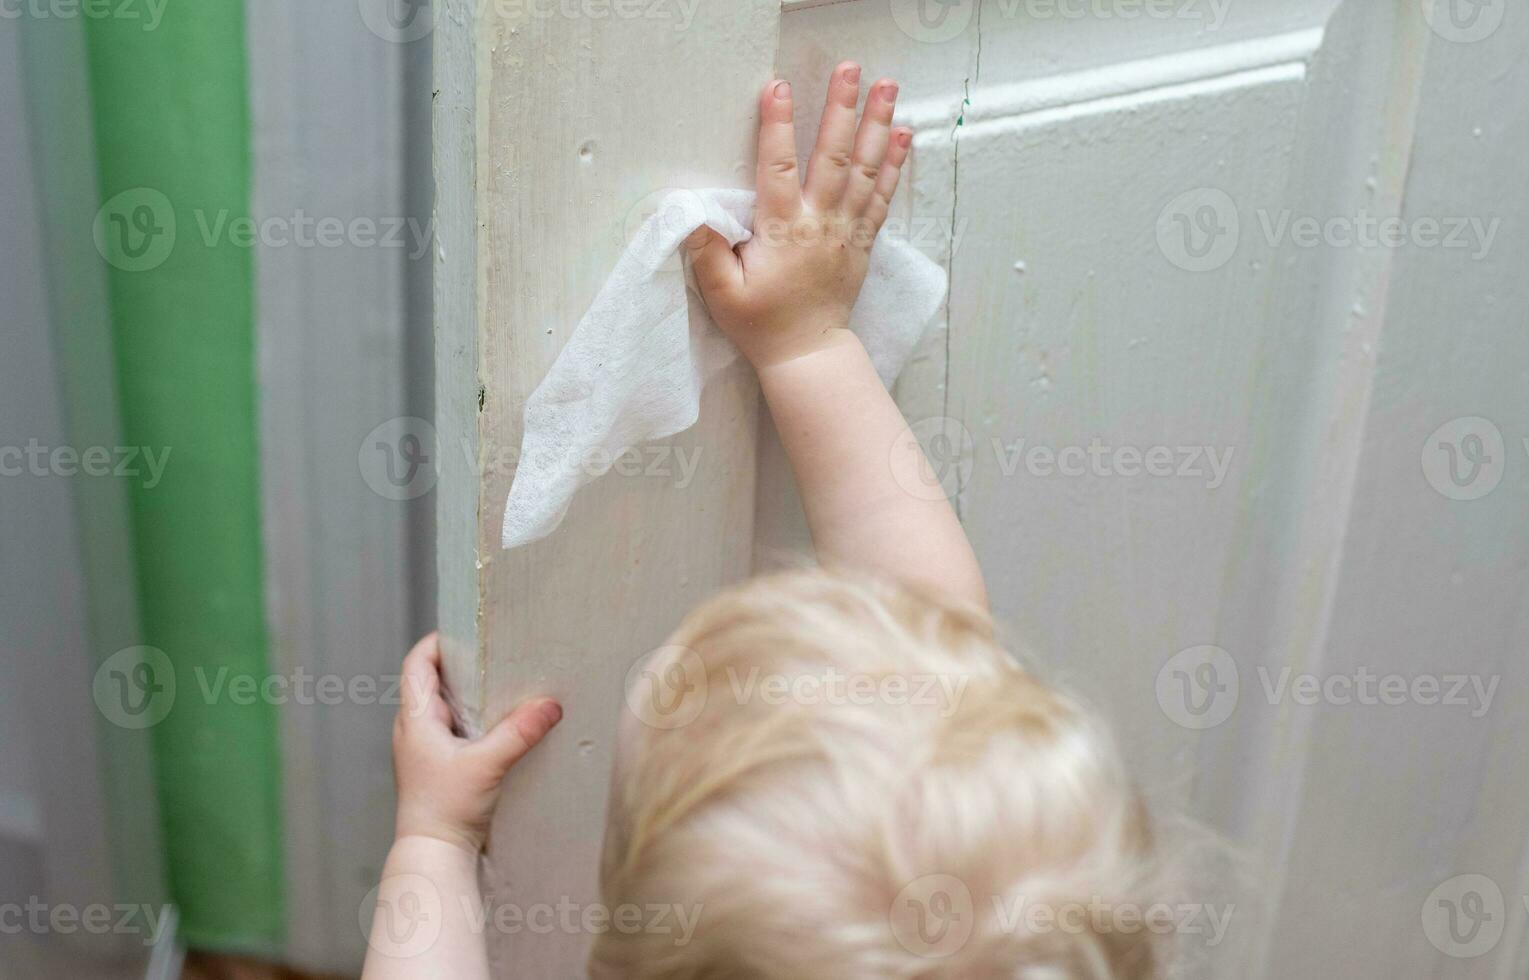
[593,570,1165,979]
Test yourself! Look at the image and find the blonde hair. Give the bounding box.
[594,570,1166,979]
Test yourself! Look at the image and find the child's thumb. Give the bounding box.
[683,225,740,296]
[470,698,563,775]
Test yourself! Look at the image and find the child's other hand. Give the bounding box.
[391,633,562,854]
[685,63,911,372]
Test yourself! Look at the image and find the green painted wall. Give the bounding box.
[84,3,285,951]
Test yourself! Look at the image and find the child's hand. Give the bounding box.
[391,633,563,854]
[685,63,910,372]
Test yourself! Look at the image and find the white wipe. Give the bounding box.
[500,188,948,550]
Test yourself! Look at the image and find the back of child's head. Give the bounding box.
[593,569,1166,979]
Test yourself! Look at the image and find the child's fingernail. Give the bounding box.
[845,64,861,84]
[774,80,791,100]
[883,81,899,100]
[540,701,563,727]
[898,130,913,148]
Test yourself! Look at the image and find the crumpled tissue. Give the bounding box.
[501,187,947,549]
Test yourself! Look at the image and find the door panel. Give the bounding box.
[762,2,1529,976]
[443,1,1529,975]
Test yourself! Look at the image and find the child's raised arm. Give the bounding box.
[685,65,988,607]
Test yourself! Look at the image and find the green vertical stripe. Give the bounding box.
[84,2,285,951]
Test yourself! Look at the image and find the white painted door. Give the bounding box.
[439,1,1529,975]
[764,1,1529,977]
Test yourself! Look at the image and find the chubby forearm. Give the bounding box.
[759,328,988,607]
[362,836,490,980]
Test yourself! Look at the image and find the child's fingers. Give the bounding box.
[756,80,803,221]
[400,634,442,722]
[865,128,913,231]
[684,226,742,297]
[803,62,862,211]
[467,698,563,776]
[844,78,898,217]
